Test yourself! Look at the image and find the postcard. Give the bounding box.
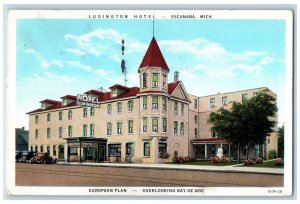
[6,9,293,197]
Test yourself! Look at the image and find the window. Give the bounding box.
[142,73,147,88]
[47,146,50,153]
[163,118,167,132]
[162,97,167,110]
[90,124,94,136]
[152,74,158,87]
[35,115,39,124]
[152,96,158,109]
[30,146,34,152]
[181,103,184,115]
[144,142,150,157]
[210,98,215,108]
[47,113,51,122]
[128,100,133,111]
[222,96,228,106]
[47,128,50,139]
[195,128,198,138]
[35,129,38,139]
[68,126,72,137]
[41,103,45,109]
[53,145,56,156]
[83,124,87,136]
[40,145,44,152]
[194,99,198,109]
[62,98,67,106]
[107,104,112,114]
[117,122,122,134]
[59,111,63,120]
[194,115,198,124]
[111,89,117,97]
[268,138,270,144]
[180,122,184,135]
[142,96,147,109]
[126,143,134,156]
[152,118,158,132]
[158,142,167,157]
[35,146,38,152]
[68,110,72,120]
[58,127,62,138]
[128,120,133,134]
[107,123,112,135]
[253,92,259,97]
[142,118,147,132]
[174,101,178,114]
[108,144,121,157]
[90,108,95,117]
[117,102,122,113]
[174,121,178,134]
[242,93,248,100]
[83,108,88,117]
[162,75,167,88]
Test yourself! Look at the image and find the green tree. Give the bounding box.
[277,125,284,158]
[208,90,277,162]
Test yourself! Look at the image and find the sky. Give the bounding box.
[16,19,286,129]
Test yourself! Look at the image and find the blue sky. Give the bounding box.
[16,19,286,128]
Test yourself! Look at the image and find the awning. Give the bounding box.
[190,137,228,145]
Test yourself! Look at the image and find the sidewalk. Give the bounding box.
[57,161,284,175]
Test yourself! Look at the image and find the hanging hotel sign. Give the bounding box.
[76,94,100,108]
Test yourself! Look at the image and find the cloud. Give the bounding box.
[158,38,275,79]
[25,48,50,70]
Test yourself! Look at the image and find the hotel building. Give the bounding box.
[27,37,278,163]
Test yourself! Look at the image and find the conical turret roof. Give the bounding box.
[139,37,169,72]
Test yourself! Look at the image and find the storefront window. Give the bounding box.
[108,144,121,157]
[126,143,134,156]
[144,142,150,157]
[53,145,56,156]
[158,142,167,157]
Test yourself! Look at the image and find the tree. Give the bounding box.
[208,90,277,162]
[277,125,284,158]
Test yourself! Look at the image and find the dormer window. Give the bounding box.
[142,73,147,88]
[152,74,159,87]
[41,103,45,109]
[111,89,117,98]
[62,99,67,106]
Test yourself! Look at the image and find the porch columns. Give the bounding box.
[204,144,208,159]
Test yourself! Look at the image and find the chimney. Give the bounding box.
[174,71,179,82]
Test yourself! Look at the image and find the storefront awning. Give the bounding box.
[190,138,228,145]
[65,137,107,143]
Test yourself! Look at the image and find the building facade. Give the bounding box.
[27,37,278,163]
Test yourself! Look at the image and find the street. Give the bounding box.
[15,163,283,187]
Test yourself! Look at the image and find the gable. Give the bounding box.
[170,83,190,102]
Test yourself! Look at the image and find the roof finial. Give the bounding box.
[153,20,155,38]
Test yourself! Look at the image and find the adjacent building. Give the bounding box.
[27,37,278,163]
[15,127,29,151]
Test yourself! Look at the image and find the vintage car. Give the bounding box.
[30,152,57,164]
[16,151,36,163]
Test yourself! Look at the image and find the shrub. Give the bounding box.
[210,156,228,163]
[255,157,263,164]
[268,149,277,159]
[274,158,284,166]
[243,159,254,165]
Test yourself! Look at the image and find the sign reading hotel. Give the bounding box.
[76,94,100,108]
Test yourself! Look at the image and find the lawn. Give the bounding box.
[242,160,284,168]
[171,160,239,166]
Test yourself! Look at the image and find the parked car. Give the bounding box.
[30,152,57,164]
[16,151,36,163]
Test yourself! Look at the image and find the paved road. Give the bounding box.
[15,163,283,187]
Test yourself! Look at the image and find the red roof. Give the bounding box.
[39,99,60,104]
[109,84,129,90]
[101,87,140,101]
[60,95,77,100]
[139,37,169,72]
[168,81,181,94]
[84,89,103,95]
[27,101,62,114]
